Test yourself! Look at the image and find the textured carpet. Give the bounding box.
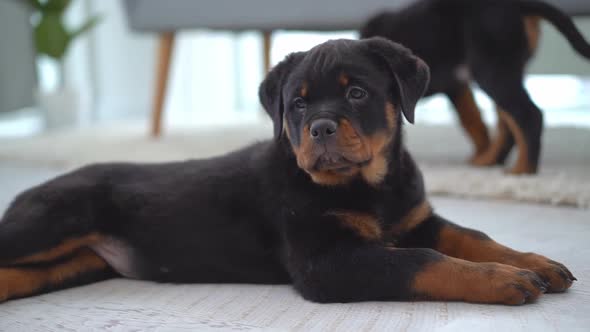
[0,127,589,331]
[0,166,588,332]
[0,121,588,208]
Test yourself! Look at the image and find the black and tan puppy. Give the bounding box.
[362,0,590,174]
[0,38,575,305]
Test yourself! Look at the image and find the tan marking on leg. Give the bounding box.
[450,87,490,159]
[325,211,381,241]
[498,110,534,174]
[413,256,544,305]
[391,201,432,235]
[435,223,574,292]
[436,224,515,261]
[472,106,511,166]
[524,16,541,55]
[10,234,102,265]
[0,248,108,302]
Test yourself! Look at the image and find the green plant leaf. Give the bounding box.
[35,13,70,59]
[70,14,102,40]
[27,0,44,10]
[45,0,71,12]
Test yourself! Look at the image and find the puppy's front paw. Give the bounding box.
[511,253,576,293]
[414,259,549,305]
[483,263,547,305]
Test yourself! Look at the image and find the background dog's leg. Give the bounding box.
[447,86,490,163]
[471,105,515,167]
[497,102,543,174]
[470,70,542,175]
[465,6,543,174]
[399,214,575,293]
[0,248,112,302]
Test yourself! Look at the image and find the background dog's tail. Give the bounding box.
[519,0,590,59]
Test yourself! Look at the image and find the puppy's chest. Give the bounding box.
[324,206,403,245]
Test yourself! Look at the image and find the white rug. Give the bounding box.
[0,121,588,208]
[1,196,588,331]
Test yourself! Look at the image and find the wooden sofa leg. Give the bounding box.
[151,32,175,138]
[263,31,272,74]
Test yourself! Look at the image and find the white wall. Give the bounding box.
[89,0,157,122]
[0,1,37,113]
[60,0,156,124]
[66,0,266,128]
[528,18,590,76]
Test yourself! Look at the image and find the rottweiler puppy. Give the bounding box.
[0,38,575,305]
[362,0,590,174]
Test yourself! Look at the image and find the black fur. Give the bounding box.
[0,38,574,304]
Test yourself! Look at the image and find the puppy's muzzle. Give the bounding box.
[310,118,338,144]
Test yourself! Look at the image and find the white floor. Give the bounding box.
[0,164,589,331]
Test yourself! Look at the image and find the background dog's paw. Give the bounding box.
[470,150,498,167]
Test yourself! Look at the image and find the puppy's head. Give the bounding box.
[259,37,429,186]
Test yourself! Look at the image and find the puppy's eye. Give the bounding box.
[293,97,307,109]
[347,87,367,100]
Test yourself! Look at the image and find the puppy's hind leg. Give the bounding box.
[0,175,115,301]
[475,78,542,174]
[0,248,113,302]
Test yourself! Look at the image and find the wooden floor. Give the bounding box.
[0,164,589,331]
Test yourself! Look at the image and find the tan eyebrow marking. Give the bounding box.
[339,73,349,87]
[300,81,308,97]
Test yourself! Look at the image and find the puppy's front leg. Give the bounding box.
[400,214,575,293]
[287,244,545,305]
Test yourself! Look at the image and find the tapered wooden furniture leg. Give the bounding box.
[151,32,175,138]
[263,31,272,74]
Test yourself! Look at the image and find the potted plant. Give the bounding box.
[28,0,101,130]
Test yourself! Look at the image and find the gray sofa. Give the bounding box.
[123,0,589,32]
[121,0,590,137]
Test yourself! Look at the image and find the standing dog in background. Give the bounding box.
[362,0,590,174]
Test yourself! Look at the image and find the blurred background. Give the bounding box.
[0,0,589,138]
[0,0,589,208]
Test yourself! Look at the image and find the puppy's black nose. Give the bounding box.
[310,119,338,142]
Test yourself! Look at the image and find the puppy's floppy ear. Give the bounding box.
[363,37,430,124]
[259,52,305,139]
